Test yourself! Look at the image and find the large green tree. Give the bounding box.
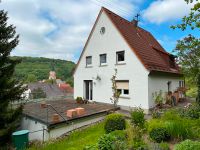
[0,10,25,145]
[171,0,200,82]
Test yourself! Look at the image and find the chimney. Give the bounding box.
[132,19,138,27]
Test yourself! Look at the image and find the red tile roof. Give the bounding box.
[103,7,181,75]
[73,7,182,75]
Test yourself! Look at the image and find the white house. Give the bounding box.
[74,7,183,112]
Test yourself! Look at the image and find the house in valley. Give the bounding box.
[73,7,184,112]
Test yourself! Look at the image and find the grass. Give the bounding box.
[29,122,105,150]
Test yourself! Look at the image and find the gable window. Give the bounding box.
[86,56,92,67]
[116,80,129,97]
[100,54,107,66]
[116,51,125,64]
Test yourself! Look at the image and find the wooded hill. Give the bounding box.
[13,56,75,83]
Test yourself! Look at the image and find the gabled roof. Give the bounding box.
[28,82,67,98]
[74,7,181,75]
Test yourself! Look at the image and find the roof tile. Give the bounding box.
[103,7,181,74]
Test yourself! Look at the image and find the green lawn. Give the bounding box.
[29,122,105,150]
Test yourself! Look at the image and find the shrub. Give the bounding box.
[129,141,148,150]
[179,104,200,119]
[159,142,170,150]
[161,110,195,140]
[130,107,145,128]
[164,120,193,140]
[147,119,165,133]
[127,126,147,150]
[150,142,170,150]
[149,127,170,143]
[152,90,164,108]
[98,134,115,150]
[174,140,200,150]
[98,133,127,150]
[76,96,83,103]
[152,109,161,119]
[110,130,126,141]
[104,113,126,133]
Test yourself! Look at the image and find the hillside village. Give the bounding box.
[0,1,200,150]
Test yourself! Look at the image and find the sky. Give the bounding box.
[0,0,199,62]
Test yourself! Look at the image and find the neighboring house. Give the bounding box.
[74,7,184,112]
[49,71,56,80]
[28,82,67,99]
[58,83,74,94]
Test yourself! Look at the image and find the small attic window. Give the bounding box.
[100,27,105,35]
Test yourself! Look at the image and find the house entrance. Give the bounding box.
[84,80,93,100]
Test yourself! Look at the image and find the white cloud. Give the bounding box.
[0,0,138,62]
[142,0,195,24]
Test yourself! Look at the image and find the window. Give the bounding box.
[116,80,129,97]
[100,27,105,35]
[179,80,185,87]
[86,56,92,67]
[116,51,125,63]
[100,54,107,66]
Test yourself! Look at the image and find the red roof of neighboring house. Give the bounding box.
[58,83,74,93]
[74,7,181,75]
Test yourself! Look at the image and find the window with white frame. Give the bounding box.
[86,56,92,67]
[100,54,107,66]
[116,80,129,97]
[179,80,185,87]
[116,51,125,63]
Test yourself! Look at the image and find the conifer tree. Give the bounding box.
[0,10,25,145]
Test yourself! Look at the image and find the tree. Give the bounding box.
[25,74,37,83]
[110,69,120,108]
[0,10,25,145]
[171,0,200,99]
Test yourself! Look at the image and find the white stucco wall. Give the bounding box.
[21,117,48,141]
[21,114,105,141]
[48,115,105,139]
[148,75,181,108]
[74,11,149,110]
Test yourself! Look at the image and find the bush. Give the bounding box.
[110,130,126,141]
[165,120,193,140]
[159,142,170,150]
[147,119,165,133]
[149,127,170,143]
[152,109,161,119]
[127,126,147,150]
[130,107,145,128]
[150,142,169,150]
[104,114,126,133]
[179,104,200,119]
[98,133,127,150]
[174,140,200,150]
[161,110,194,140]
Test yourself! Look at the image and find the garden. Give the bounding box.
[29,100,200,150]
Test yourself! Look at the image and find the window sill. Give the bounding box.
[115,62,126,65]
[99,64,108,67]
[85,65,93,68]
[119,96,130,99]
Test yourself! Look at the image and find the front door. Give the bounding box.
[84,80,93,100]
